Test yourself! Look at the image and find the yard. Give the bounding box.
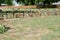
[0,16,60,40]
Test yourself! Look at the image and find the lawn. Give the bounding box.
[0,16,60,40]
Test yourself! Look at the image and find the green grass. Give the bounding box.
[0,16,60,40]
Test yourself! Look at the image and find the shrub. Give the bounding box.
[0,25,5,33]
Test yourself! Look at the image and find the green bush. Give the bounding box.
[0,25,5,33]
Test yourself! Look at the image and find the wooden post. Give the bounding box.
[23,12,25,18]
[6,13,8,19]
[12,8,15,18]
[1,13,4,17]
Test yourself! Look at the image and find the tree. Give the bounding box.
[0,0,13,6]
[0,0,5,6]
[16,0,60,6]
[16,0,45,5]
[16,0,36,5]
[16,0,25,4]
[0,0,60,6]
[4,0,13,6]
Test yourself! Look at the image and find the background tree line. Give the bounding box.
[0,0,60,6]
[16,0,60,5]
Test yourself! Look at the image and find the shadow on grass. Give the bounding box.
[0,25,11,34]
[4,26,11,32]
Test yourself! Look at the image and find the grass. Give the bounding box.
[0,16,60,40]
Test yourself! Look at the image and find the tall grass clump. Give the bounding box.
[0,24,5,33]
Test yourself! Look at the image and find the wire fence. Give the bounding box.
[0,7,60,19]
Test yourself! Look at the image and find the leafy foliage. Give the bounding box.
[5,0,13,6]
[16,0,60,5]
[0,0,60,6]
[0,25,5,33]
[0,0,13,6]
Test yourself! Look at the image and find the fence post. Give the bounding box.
[12,8,15,18]
[6,13,8,19]
[23,11,25,18]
